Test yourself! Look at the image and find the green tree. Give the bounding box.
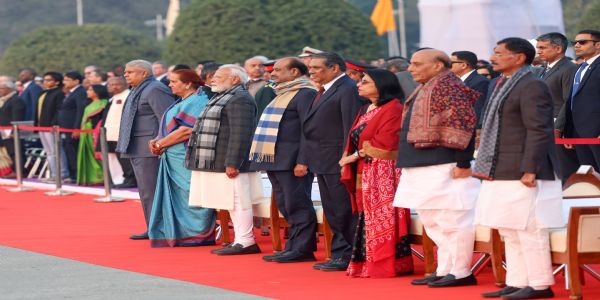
[0,24,160,75]
[165,0,383,64]
[576,0,600,35]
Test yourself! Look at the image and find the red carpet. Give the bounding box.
[1,187,598,299]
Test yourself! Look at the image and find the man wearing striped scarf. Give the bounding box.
[249,57,318,263]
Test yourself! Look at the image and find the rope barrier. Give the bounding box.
[555,138,600,145]
[0,125,93,133]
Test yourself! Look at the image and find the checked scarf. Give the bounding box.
[115,76,154,153]
[249,78,315,163]
[187,85,243,169]
[473,66,531,180]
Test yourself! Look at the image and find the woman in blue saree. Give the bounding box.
[148,69,216,247]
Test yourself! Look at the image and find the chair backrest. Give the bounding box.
[563,166,600,199]
[567,206,600,253]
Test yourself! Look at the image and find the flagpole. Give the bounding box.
[397,0,407,57]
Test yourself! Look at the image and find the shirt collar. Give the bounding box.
[460,70,475,82]
[323,73,345,91]
[69,85,80,93]
[584,53,600,66]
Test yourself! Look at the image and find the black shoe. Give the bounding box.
[216,243,261,256]
[263,251,288,262]
[314,258,349,271]
[411,273,443,285]
[502,287,554,299]
[129,232,149,240]
[482,286,522,298]
[273,251,316,263]
[427,274,477,288]
[115,182,137,189]
[210,244,233,254]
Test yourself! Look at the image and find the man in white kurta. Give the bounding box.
[473,37,563,299]
[393,49,481,288]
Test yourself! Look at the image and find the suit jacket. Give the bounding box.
[563,58,600,138]
[301,75,362,174]
[0,93,25,147]
[159,75,170,87]
[395,71,418,102]
[464,71,489,122]
[250,88,316,171]
[491,73,557,180]
[20,81,42,121]
[34,87,64,127]
[541,57,577,124]
[120,80,175,158]
[58,86,90,130]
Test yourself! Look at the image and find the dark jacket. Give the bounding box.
[250,88,316,171]
[464,71,489,122]
[20,81,42,121]
[58,86,90,130]
[0,93,25,148]
[491,73,557,180]
[301,75,362,174]
[542,57,577,119]
[119,80,175,158]
[34,87,65,127]
[562,58,600,138]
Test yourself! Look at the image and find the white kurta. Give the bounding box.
[104,89,130,142]
[475,179,564,230]
[393,162,481,210]
[189,171,264,210]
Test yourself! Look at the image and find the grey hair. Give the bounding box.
[125,59,152,75]
[0,80,16,90]
[382,58,410,72]
[244,55,268,65]
[220,64,249,85]
[536,32,569,54]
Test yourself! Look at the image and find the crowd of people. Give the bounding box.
[0,27,599,299]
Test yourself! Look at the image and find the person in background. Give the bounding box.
[450,51,489,122]
[76,84,108,185]
[340,69,413,278]
[152,61,170,87]
[89,70,107,85]
[198,62,221,99]
[244,55,268,97]
[345,59,375,82]
[147,69,216,247]
[18,68,42,121]
[0,79,26,178]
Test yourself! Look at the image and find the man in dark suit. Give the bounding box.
[563,29,600,171]
[17,68,42,121]
[451,51,489,122]
[536,32,580,183]
[300,52,362,271]
[60,71,90,182]
[250,57,318,263]
[0,79,26,178]
[36,72,68,182]
[152,61,170,87]
[116,60,175,240]
[475,37,561,299]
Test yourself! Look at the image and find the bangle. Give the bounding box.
[353,151,359,157]
[155,142,162,149]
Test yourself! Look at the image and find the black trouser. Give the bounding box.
[61,134,79,181]
[555,144,580,183]
[574,144,600,172]
[130,157,160,227]
[316,173,357,260]
[267,171,317,254]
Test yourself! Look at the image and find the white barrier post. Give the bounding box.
[46,126,72,196]
[95,127,124,202]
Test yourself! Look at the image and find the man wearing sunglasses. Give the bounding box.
[561,29,600,171]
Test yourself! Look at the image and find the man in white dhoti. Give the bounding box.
[186,65,264,255]
[393,49,481,287]
[474,37,563,299]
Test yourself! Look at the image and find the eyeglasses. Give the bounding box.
[451,61,466,64]
[571,40,599,46]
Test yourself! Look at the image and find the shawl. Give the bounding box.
[116,76,154,153]
[249,78,315,162]
[187,85,242,170]
[473,67,532,180]
[404,70,479,150]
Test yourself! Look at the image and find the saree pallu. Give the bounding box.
[0,146,12,176]
[76,99,107,185]
[341,100,413,278]
[149,94,217,247]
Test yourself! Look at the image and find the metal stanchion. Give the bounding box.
[7,123,32,192]
[46,126,72,196]
[95,127,124,202]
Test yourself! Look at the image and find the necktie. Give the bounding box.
[570,61,589,109]
[540,67,550,78]
[311,87,325,108]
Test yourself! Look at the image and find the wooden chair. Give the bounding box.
[550,206,600,300]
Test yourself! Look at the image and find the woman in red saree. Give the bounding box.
[340,69,413,278]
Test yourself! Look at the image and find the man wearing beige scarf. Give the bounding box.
[249,57,318,263]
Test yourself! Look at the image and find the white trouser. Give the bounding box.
[107,153,124,184]
[498,221,554,288]
[39,131,69,178]
[416,208,475,279]
[228,177,255,247]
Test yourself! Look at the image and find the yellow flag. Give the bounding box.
[370,0,396,36]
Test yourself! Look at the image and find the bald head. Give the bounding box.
[271,57,308,84]
[408,49,451,83]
